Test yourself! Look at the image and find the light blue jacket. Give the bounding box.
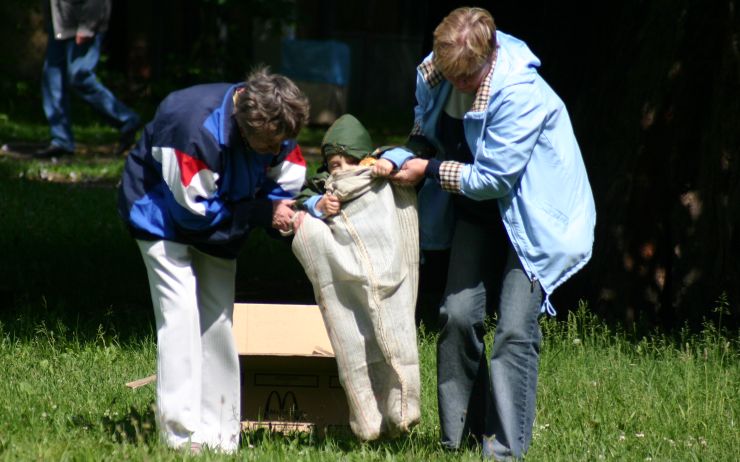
[413,31,596,312]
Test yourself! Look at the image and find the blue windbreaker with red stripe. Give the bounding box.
[117,82,306,258]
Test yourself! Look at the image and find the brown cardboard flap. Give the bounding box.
[233,303,334,356]
[125,374,156,389]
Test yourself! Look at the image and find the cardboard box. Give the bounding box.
[232,303,349,433]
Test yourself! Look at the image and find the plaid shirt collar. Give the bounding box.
[470,48,498,113]
[418,59,444,88]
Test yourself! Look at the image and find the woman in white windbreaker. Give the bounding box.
[392,7,596,460]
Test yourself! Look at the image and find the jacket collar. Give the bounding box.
[418,46,498,114]
[203,83,245,148]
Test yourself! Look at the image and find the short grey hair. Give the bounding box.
[234,66,310,140]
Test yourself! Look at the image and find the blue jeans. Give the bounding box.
[41,33,140,151]
[437,218,542,459]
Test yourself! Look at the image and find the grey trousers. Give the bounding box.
[437,219,543,459]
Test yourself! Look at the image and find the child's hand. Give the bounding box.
[317,193,341,216]
[372,158,394,177]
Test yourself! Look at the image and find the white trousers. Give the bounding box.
[137,240,240,452]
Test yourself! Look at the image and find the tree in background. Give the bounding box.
[1,0,737,331]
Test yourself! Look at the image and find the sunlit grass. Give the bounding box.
[532,303,739,461]
[8,158,125,184]
[1,304,737,461]
[1,113,736,461]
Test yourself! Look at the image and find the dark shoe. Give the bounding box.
[33,144,73,159]
[115,119,143,156]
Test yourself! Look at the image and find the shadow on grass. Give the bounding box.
[243,424,441,455]
[71,404,440,456]
[0,156,317,345]
[105,404,159,445]
[70,402,159,445]
[1,150,446,348]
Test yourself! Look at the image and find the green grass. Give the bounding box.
[0,125,738,460]
[0,307,737,461]
[534,305,738,461]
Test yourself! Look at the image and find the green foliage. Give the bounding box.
[294,126,323,147]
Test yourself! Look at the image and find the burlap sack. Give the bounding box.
[292,167,421,440]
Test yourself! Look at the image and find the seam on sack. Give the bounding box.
[339,207,409,428]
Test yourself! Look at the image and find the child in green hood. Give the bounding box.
[297,114,413,218]
[291,114,422,440]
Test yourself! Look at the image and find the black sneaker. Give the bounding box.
[33,144,73,159]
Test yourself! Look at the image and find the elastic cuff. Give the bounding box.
[425,158,442,180]
[304,195,325,218]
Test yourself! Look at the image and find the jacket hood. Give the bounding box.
[491,31,541,89]
[321,114,374,162]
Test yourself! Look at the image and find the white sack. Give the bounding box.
[292,168,421,440]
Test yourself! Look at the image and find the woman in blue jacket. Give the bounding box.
[118,68,309,453]
[393,7,596,460]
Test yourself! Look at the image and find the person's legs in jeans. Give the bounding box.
[67,33,140,131]
[487,245,543,459]
[41,37,74,151]
[437,219,499,449]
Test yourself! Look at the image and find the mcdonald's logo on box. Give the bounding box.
[232,303,350,433]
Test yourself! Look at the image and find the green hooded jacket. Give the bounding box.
[295,114,374,207]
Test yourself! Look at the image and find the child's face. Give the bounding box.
[327,154,360,174]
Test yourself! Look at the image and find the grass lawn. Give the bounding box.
[1,305,737,461]
[0,122,738,460]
